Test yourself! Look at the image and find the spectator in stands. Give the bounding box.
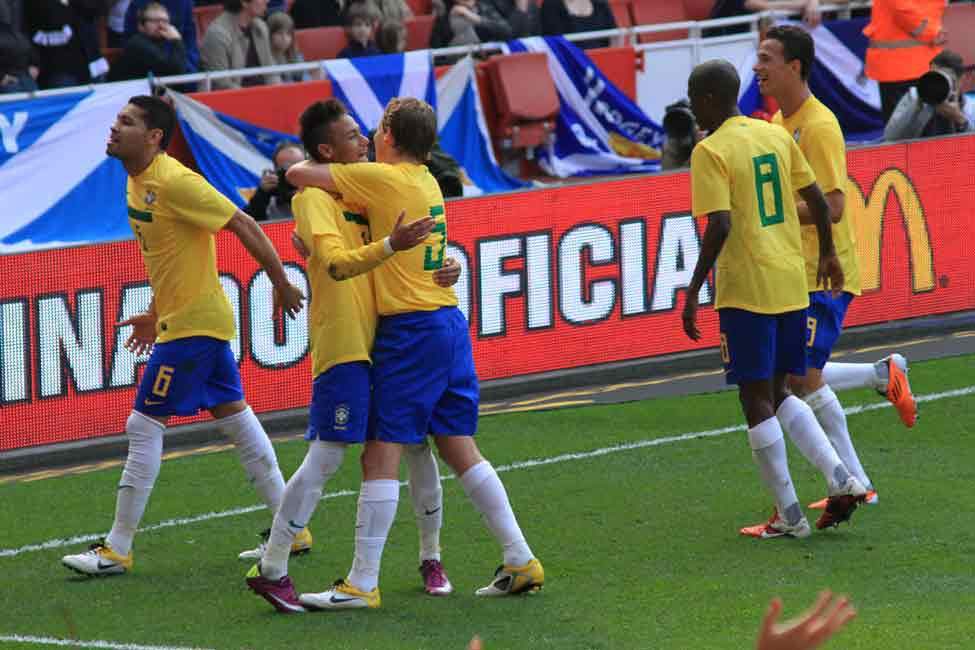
[201,0,280,89]
[25,0,106,89]
[107,0,131,47]
[539,0,616,50]
[0,0,38,94]
[450,0,487,46]
[108,2,188,81]
[125,0,198,71]
[864,0,946,122]
[709,0,828,28]
[246,141,305,221]
[337,2,382,58]
[885,50,975,141]
[290,0,344,29]
[267,11,306,80]
[480,0,538,39]
[376,18,407,54]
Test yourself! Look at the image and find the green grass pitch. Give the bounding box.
[2,354,974,650]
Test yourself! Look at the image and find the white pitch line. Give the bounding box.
[0,634,215,650]
[2,385,972,560]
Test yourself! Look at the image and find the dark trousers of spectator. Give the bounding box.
[0,71,38,93]
[880,79,917,123]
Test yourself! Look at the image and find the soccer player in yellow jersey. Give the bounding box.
[61,95,306,576]
[287,97,543,608]
[245,99,463,612]
[755,26,914,528]
[680,61,867,540]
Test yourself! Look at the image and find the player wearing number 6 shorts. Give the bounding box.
[61,95,306,577]
[285,97,543,609]
[680,61,866,541]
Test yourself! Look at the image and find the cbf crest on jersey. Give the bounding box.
[334,404,351,431]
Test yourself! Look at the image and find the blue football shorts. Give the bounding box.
[805,291,854,369]
[717,308,808,385]
[306,361,370,444]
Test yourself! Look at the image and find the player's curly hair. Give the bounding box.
[380,97,436,162]
[299,99,349,163]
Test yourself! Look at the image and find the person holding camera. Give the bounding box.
[246,141,305,221]
[884,50,975,142]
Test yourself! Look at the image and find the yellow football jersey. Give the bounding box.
[330,162,458,316]
[126,153,237,343]
[691,115,815,314]
[293,187,392,378]
[773,95,861,295]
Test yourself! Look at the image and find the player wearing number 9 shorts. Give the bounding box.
[681,61,865,541]
[286,98,542,609]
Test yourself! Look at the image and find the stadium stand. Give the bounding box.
[608,0,634,30]
[193,4,223,44]
[404,14,436,50]
[944,2,975,88]
[404,0,434,15]
[484,51,559,150]
[295,26,349,62]
[630,0,689,43]
[682,0,715,21]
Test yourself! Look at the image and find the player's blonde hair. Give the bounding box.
[380,97,437,162]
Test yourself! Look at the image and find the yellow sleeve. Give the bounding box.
[799,122,847,194]
[165,170,238,232]
[690,144,730,216]
[788,137,817,193]
[329,163,397,207]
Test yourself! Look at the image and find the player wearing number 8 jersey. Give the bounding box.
[287,97,542,609]
[681,61,866,541]
[61,95,307,577]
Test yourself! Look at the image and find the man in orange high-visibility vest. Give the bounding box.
[864,0,946,121]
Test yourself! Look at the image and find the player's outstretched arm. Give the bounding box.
[797,183,843,296]
[118,296,158,356]
[286,161,338,193]
[223,210,305,317]
[682,211,730,341]
[756,591,856,650]
[319,210,436,281]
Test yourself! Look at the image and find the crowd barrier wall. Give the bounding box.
[1,134,972,452]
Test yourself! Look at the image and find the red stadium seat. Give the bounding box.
[404,15,435,50]
[608,0,633,29]
[404,0,433,15]
[193,5,223,43]
[485,52,559,150]
[630,0,689,43]
[683,0,714,21]
[944,3,975,91]
[295,26,348,61]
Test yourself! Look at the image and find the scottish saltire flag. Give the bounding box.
[169,90,298,207]
[738,18,883,141]
[323,51,437,133]
[507,36,665,178]
[436,56,526,195]
[0,80,150,253]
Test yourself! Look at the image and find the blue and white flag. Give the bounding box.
[0,80,150,253]
[436,56,526,195]
[169,90,298,207]
[323,51,437,133]
[508,36,665,178]
[738,18,883,141]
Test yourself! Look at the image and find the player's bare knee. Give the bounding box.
[433,435,483,475]
[209,400,248,420]
[360,441,401,480]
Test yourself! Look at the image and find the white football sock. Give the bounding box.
[777,395,850,492]
[347,479,400,592]
[460,461,533,567]
[748,416,802,525]
[262,441,345,581]
[804,385,872,490]
[405,443,443,562]
[106,411,164,556]
[217,407,285,512]
[822,361,882,392]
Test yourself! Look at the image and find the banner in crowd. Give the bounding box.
[0,80,150,254]
[738,18,884,140]
[170,91,299,207]
[507,36,666,178]
[1,135,973,452]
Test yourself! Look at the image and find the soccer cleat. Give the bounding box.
[816,476,868,530]
[245,564,306,614]
[419,559,453,596]
[879,354,917,428]
[238,527,313,561]
[61,541,133,576]
[809,489,878,510]
[299,579,381,610]
[740,510,811,539]
[475,558,544,597]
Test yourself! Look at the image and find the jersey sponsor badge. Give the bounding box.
[335,404,350,430]
[145,191,156,205]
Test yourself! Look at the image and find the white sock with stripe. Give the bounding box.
[777,395,850,493]
[748,416,801,525]
[804,385,872,490]
[217,407,285,513]
[460,461,533,567]
[405,443,443,562]
[106,411,164,557]
[347,480,400,592]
